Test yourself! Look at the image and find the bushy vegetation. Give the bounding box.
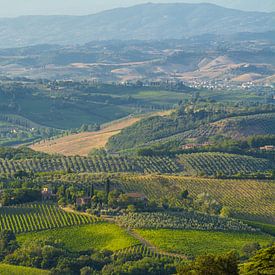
[116,212,259,233]
[0,203,99,233]
[178,251,239,275]
[240,244,275,274]
[0,147,49,160]
[107,102,275,152]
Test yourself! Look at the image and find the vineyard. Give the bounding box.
[0,203,99,233]
[116,212,259,232]
[26,173,275,224]
[0,152,272,177]
[178,152,273,176]
[113,244,182,262]
[17,223,138,252]
[0,155,180,174]
[117,174,275,224]
[136,229,274,257]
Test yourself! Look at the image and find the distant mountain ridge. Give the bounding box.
[0,3,274,48]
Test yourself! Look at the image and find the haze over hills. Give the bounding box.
[0,3,274,48]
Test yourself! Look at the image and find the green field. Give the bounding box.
[0,264,49,275]
[136,229,274,257]
[17,223,139,252]
[0,203,99,233]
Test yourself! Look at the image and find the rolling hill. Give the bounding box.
[0,3,274,48]
[30,111,172,156]
[107,111,275,151]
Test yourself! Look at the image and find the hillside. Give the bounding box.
[107,110,275,152]
[30,111,172,156]
[178,152,274,176]
[30,116,141,156]
[0,79,183,146]
[18,173,273,224]
[0,3,274,48]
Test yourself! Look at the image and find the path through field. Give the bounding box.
[127,229,188,260]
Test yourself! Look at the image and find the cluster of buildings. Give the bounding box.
[181,142,212,150]
[41,187,147,207]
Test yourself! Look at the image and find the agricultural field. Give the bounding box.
[30,116,141,156]
[178,152,273,176]
[0,155,180,174]
[166,112,275,146]
[0,264,49,275]
[28,173,275,224]
[116,212,259,232]
[30,110,172,156]
[0,203,99,233]
[0,264,50,275]
[114,174,275,224]
[136,229,274,257]
[17,223,139,252]
[0,151,272,176]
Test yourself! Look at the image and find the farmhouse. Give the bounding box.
[76,197,91,207]
[41,186,55,200]
[182,142,212,150]
[259,145,275,151]
[125,192,148,204]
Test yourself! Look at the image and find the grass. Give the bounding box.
[0,264,49,275]
[136,229,274,257]
[17,223,139,252]
[30,110,172,156]
[30,116,141,156]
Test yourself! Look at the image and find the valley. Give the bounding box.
[0,2,274,274]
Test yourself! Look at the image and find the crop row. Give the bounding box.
[178,152,272,176]
[116,212,259,232]
[0,203,99,233]
[3,173,274,224]
[0,155,179,174]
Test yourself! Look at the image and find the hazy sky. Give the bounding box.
[0,0,274,17]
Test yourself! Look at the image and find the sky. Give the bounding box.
[0,0,274,17]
